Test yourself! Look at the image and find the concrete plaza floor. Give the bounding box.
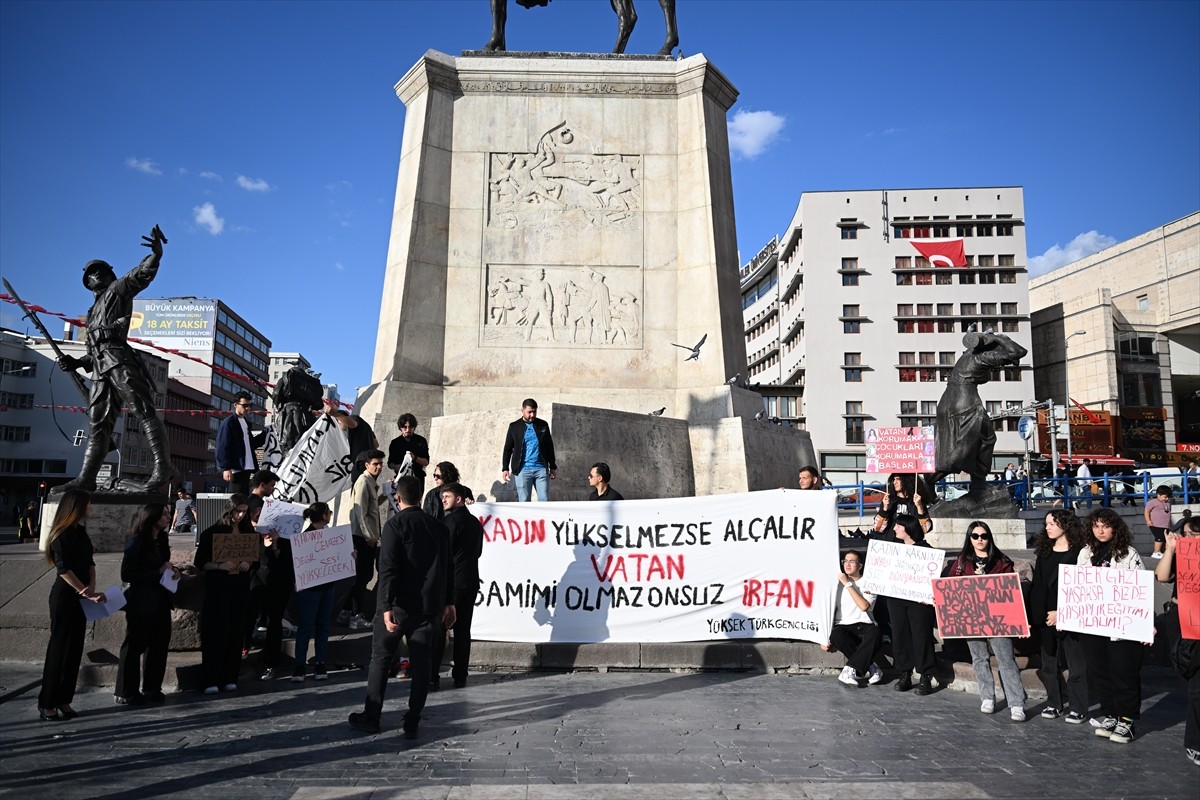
[0,660,1194,800]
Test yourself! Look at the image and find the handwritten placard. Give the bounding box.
[1056,565,1154,642]
[257,497,307,539]
[212,532,260,563]
[1177,537,1199,640]
[932,573,1030,638]
[865,426,936,474]
[291,523,355,591]
[858,539,944,604]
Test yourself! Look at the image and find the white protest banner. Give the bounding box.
[865,426,936,474]
[82,584,126,621]
[260,424,283,470]
[273,414,352,504]
[291,523,355,591]
[1056,565,1155,642]
[467,489,838,644]
[858,539,944,604]
[257,497,308,539]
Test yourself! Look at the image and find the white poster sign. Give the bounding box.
[257,497,308,539]
[1056,565,1155,642]
[272,414,352,504]
[467,490,838,644]
[858,539,944,604]
[291,523,356,591]
[82,584,126,621]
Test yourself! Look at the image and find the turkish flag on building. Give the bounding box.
[910,239,967,267]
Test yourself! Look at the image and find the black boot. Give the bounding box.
[893,672,913,692]
[138,418,180,492]
[53,433,108,493]
[913,673,934,696]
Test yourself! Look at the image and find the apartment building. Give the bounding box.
[740,187,1034,484]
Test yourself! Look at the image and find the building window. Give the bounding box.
[896,273,913,286]
[998,254,1016,267]
[845,352,862,366]
[841,228,857,240]
[1001,302,1018,315]
[845,402,865,444]
[978,271,996,284]
[937,321,955,332]
[1002,320,1020,332]
[845,369,862,382]
[978,255,995,268]
[1004,368,1022,381]
[843,273,860,286]
[845,320,861,333]
[898,321,915,333]
[899,369,916,382]
[977,223,994,237]
[0,426,31,442]
[1,359,37,378]
[1137,294,1149,312]
[0,391,34,408]
[895,256,912,270]
[916,272,933,285]
[936,272,954,285]
[937,303,953,316]
[981,303,997,315]
[960,303,977,316]
[898,304,913,317]
[999,272,1016,284]
[842,257,859,271]
[959,272,976,284]
[933,224,950,237]
[917,304,933,317]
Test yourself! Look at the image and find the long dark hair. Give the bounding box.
[1034,509,1084,557]
[1085,508,1133,563]
[893,514,925,544]
[303,501,331,530]
[130,502,169,544]
[44,489,90,567]
[958,519,1009,570]
[887,473,914,499]
[434,461,460,483]
[220,493,253,532]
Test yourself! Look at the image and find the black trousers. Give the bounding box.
[116,606,172,697]
[887,597,936,676]
[1035,625,1088,713]
[1083,634,1144,720]
[362,609,434,726]
[829,622,882,676]
[257,583,294,670]
[345,536,377,617]
[201,579,249,687]
[431,590,477,682]
[39,581,86,709]
[1187,668,1200,751]
[228,470,252,496]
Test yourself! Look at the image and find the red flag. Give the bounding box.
[1070,397,1103,424]
[910,239,967,267]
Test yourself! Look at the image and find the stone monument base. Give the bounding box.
[39,492,170,553]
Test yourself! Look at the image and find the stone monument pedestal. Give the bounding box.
[357,51,814,495]
[39,492,169,553]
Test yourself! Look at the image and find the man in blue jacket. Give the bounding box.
[501,398,557,502]
[216,390,266,495]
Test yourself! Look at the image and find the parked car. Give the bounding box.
[835,484,886,511]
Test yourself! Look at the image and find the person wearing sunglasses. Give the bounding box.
[217,391,266,496]
[422,462,460,521]
[942,520,1026,721]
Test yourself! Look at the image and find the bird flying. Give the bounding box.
[670,333,707,362]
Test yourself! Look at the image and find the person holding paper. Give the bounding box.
[194,495,256,695]
[387,413,429,484]
[884,514,939,697]
[1154,517,1200,766]
[256,521,296,682]
[942,521,1027,721]
[293,502,337,683]
[875,475,930,538]
[1079,508,1146,744]
[116,502,179,705]
[821,550,883,687]
[1029,510,1089,724]
[38,489,104,721]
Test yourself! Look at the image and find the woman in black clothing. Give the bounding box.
[422,462,459,520]
[876,474,930,536]
[38,489,105,720]
[886,514,939,696]
[194,494,255,695]
[256,520,296,681]
[115,502,180,705]
[1030,509,1089,723]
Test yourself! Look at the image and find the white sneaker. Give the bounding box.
[980,698,996,714]
[1011,707,1026,722]
[837,666,859,686]
[867,664,883,685]
[203,685,219,695]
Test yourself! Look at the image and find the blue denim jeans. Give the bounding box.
[968,636,1026,708]
[515,465,551,502]
[294,584,335,668]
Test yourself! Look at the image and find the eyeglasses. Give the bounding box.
[841,559,860,565]
[969,532,991,540]
[433,473,443,480]
[237,402,252,408]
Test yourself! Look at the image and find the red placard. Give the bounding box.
[1178,537,1200,640]
[931,573,1030,638]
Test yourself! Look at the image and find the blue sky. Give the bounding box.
[2,0,1197,402]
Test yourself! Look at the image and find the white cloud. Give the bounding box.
[125,157,162,175]
[728,109,785,159]
[326,180,353,192]
[200,170,223,181]
[193,202,225,235]
[236,175,271,193]
[334,261,346,271]
[1029,231,1117,276]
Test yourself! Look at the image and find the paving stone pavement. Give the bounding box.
[0,662,1194,800]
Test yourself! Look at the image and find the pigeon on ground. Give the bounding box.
[648,407,666,416]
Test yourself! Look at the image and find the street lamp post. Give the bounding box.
[1064,329,1086,504]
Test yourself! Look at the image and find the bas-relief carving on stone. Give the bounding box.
[488,121,642,231]
[483,266,642,349]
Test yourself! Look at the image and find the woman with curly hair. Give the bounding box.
[422,462,460,520]
[115,502,180,705]
[1029,509,1089,723]
[942,520,1027,720]
[1079,508,1145,744]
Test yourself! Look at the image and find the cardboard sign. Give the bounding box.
[932,573,1030,638]
[257,497,308,539]
[291,523,356,591]
[212,532,260,564]
[865,426,936,474]
[858,539,944,604]
[1177,537,1199,640]
[1056,565,1154,642]
[467,489,839,645]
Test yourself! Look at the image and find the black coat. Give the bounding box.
[377,507,452,618]
[121,530,172,616]
[444,506,484,595]
[502,416,557,473]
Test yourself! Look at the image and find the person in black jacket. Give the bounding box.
[1030,509,1088,723]
[884,514,939,696]
[430,482,485,690]
[38,489,105,721]
[422,461,460,521]
[194,495,256,695]
[501,398,557,501]
[348,476,455,739]
[115,502,180,705]
[254,520,296,681]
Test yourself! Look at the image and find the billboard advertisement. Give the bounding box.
[130,298,216,350]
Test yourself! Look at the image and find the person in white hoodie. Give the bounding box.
[1078,508,1145,744]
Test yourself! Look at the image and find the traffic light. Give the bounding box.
[38,481,47,496]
